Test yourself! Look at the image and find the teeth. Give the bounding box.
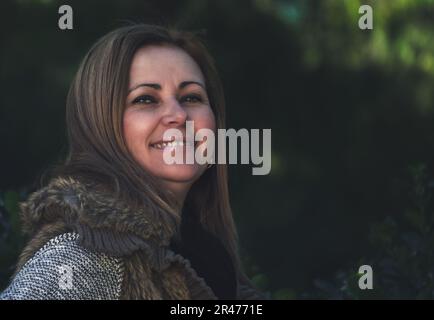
[152,141,188,149]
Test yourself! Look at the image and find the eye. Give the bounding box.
[132,95,157,105]
[180,94,203,104]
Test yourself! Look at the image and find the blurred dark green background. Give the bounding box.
[1,0,434,299]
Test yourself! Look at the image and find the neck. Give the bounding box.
[162,181,194,211]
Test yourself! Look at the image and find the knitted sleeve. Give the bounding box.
[0,233,124,300]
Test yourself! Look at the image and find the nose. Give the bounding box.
[161,98,187,127]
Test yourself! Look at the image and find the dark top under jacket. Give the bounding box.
[169,209,237,300]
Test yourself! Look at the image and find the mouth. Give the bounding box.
[149,138,196,150]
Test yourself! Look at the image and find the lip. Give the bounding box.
[150,136,178,146]
[149,137,197,150]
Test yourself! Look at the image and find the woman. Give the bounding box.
[0,24,265,300]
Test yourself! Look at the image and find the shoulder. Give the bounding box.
[0,233,124,300]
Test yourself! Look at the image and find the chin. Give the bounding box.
[156,164,204,183]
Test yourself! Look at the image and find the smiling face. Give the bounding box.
[123,45,216,202]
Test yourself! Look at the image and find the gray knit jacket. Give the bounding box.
[0,176,266,300]
[1,232,123,299]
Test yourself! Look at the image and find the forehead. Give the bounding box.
[129,44,205,84]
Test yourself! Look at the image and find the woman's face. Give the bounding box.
[123,45,216,201]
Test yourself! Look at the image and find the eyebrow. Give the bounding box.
[127,81,205,94]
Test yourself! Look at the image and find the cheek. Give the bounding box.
[123,111,139,149]
[189,106,216,132]
[123,110,153,152]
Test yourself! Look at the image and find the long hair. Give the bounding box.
[45,24,244,278]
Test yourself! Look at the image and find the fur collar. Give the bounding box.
[19,176,180,262]
[17,176,265,300]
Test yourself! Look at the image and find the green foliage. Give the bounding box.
[302,164,434,299]
[0,190,27,290]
